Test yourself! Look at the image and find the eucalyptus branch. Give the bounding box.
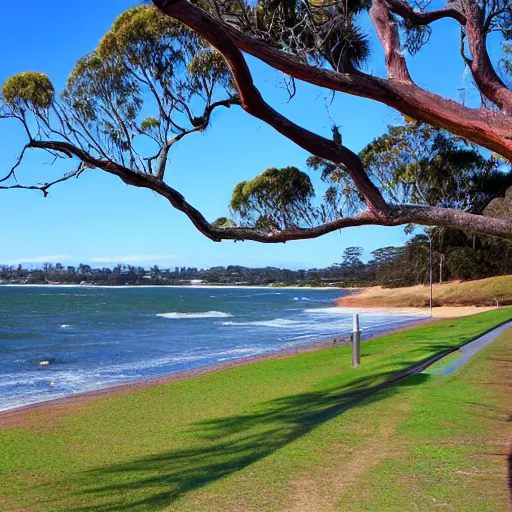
[156,0,389,212]
[160,0,512,160]
[0,163,86,197]
[0,145,28,184]
[156,96,240,179]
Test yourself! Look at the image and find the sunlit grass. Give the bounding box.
[0,308,510,511]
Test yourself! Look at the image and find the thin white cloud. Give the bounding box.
[90,254,176,264]
[1,254,70,265]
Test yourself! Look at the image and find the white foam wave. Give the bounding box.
[157,311,232,319]
[304,307,425,317]
[61,324,70,328]
[218,318,300,328]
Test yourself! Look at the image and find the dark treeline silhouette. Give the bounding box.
[2,228,512,288]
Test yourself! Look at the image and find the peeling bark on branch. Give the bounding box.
[156,0,389,212]
[370,0,412,81]
[461,0,512,112]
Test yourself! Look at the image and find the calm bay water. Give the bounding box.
[0,285,425,411]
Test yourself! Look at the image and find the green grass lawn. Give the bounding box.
[1,309,511,511]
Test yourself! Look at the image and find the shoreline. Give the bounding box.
[0,317,433,427]
[335,304,498,318]
[0,283,349,290]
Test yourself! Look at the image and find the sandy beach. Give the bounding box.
[350,306,497,319]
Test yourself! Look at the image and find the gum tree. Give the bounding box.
[1,7,238,235]
[2,1,512,243]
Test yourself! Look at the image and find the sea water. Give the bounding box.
[0,285,425,410]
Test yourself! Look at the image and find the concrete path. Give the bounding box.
[427,320,512,375]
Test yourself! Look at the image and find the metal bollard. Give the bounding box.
[352,313,361,367]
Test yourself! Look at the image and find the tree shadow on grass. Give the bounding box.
[58,364,432,512]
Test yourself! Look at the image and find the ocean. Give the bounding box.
[0,285,426,411]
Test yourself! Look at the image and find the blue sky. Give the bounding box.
[0,1,483,269]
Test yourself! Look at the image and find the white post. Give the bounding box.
[352,313,361,367]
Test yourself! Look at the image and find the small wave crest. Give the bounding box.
[304,307,424,317]
[157,311,232,319]
[218,318,300,328]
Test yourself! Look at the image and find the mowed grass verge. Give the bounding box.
[338,274,512,307]
[0,309,511,511]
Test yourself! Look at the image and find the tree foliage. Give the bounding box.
[359,123,510,213]
[230,123,511,229]
[2,0,512,244]
[224,0,372,72]
[2,72,55,111]
[1,5,236,177]
[229,167,317,229]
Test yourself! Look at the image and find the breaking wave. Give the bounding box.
[157,311,232,319]
[218,318,300,328]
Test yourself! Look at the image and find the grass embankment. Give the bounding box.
[338,274,512,308]
[1,309,511,511]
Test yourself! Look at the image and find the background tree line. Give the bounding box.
[2,228,511,287]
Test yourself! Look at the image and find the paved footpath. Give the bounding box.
[429,320,512,375]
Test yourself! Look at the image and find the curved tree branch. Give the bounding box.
[0,144,29,184]
[154,0,389,212]
[385,0,466,25]
[213,205,512,242]
[386,0,512,112]
[4,139,511,241]
[460,0,512,112]
[0,162,85,197]
[154,0,512,162]
[155,97,240,179]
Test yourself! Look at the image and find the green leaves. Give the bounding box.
[359,123,502,212]
[211,217,237,228]
[188,49,233,90]
[230,167,316,229]
[2,72,54,110]
[98,5,188,60]
[306,125,365,218]
[484,186,512,221]
[140,117,161,131]
[502,42,512,78]
[1,4,237,173]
